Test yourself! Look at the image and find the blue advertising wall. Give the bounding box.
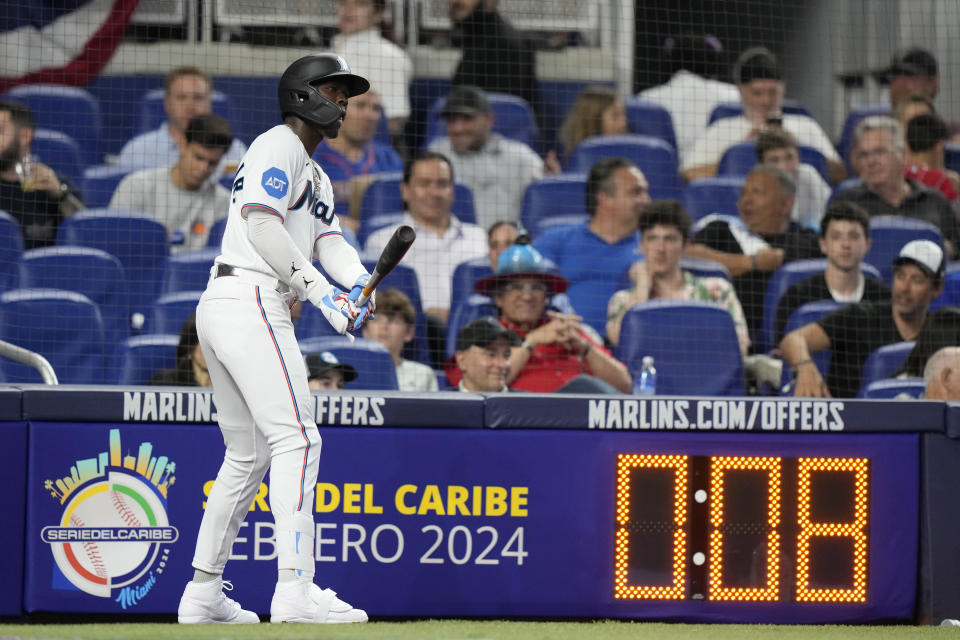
[1,386,958,624]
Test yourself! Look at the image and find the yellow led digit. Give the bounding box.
[614,454,688,599]
[795,457,869,603]
[708,456,782,602]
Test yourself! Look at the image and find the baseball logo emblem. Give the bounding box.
[41,429,178,608]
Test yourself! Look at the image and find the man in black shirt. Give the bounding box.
[774,201,890,343]
[688,165,822,346]
[781,239,944,398]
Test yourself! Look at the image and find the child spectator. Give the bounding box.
[362,288,438,391]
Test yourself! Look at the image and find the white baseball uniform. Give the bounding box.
[190,124,367,579]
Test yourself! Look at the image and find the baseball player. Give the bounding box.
[177,54,373,624]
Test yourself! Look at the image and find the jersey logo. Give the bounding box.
[261,167,289,199]
[290,263,300,277]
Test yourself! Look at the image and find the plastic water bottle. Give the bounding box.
[633,356,657,396]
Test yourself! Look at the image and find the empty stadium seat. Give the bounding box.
[2,84,104,166]
[56,209,170,328]
[614,300,744,395]
[760,258,883,354]
[862,377,926,399]
[298,336,399,390]
[81,165,133,209]
[778,300,843,392]
[707,99,813,125]
[864,217,943,284]
[858,341,915,397]
[207,217,228,248]
[520,173,588,239]
[624,96,677,151]
[145,291,201,335]
[445,295,497,359]
[114,334,179,385]
[0,210,24,290]
[0,288,105,384]
[136,88,237,134]
[567,135,682,201]
[163,247,218,294]
[682,176,744,221]
[31,129,84,188]
[837,103,890,169]
[424,92,539,149]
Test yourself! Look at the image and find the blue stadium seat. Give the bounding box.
[207,217,228,248]
[114,334,179,385]
[567,135,682,201]
[931,264,960,311]
[163,247,218,294]
[864,217,943,285]
[136,88,237,134]
[14,246,130,349]
[858,341,915,397]
[0,210,24,291]
[862,377,926,399]
[56,209,170,328]
[299,336,399,390]
[838,103,890,169]
[624,96,677,151]
[81,165,132,209]
[520,173,588,239]
[707,99,813,125]
[616,257,732,292]
[945,143,960,173]
[450,257,492,320]
[615,300,744,395]
[682,176,744,221]
[357,173,476,236]
[779,300,843,392]
[145,291,201,335]
[760,258,883,354]
[0,288,105,384]
[424,92,539,149]
[2,84,104,166]
[31,129,84,188]
[445,295,497,359]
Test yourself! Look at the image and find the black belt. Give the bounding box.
[215,264,235,278]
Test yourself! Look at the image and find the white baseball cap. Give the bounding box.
[893,239,945,281]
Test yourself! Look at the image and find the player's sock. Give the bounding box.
[193,569,219,583]
[278,569,299,582]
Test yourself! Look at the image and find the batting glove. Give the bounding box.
[335,291,373,331]
[301,281,349,335]
[345,274,375,330]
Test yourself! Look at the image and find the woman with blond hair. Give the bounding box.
[558,85,629,160]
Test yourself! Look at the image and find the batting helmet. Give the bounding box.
[278,54,370,128]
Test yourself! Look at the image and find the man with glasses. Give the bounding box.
[834,115,959,257]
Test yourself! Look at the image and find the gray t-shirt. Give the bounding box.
[109,167,230,253]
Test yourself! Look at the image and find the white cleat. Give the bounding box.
[178,578,260,624]
[270,579,368,623]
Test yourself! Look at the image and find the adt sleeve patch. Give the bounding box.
[261,167,289,199]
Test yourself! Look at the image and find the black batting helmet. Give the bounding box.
[278,54,370,128]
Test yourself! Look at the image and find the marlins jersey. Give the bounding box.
[217,125,343,276]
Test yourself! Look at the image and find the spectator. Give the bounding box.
[638,33,740,160]
[428,85,544,229]
[305,351,358,391]
[453,318,518,392]
[116,66,246,172]
[110,114,232,253]
[535,157,650,335]
[781,239,945,398]
[332,0,413,138]
[606,199,750,357]
[448,0,538,114]
[774,201,890,344]
[756,128,831,231]
[311,88,402,229]
[877,47,939,109]
[682,47,844,184]
[896,307,960,378]
[487,220,517,268]
[904,113,960,205]
[361,288,438,392]
[558,86,629,158]
[687,165,821,343]
[148,314,211,387]
[450,239,631,393]
[364,151,486,322]
[0,100,82,249]
[834,115,959,257]
[924,346,960,401]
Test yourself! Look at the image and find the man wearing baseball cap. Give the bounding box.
[305,351,358,390]
[453,318,519,392]
[781,239,945,398]
[876,47,939,108]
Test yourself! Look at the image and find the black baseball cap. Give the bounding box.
[440,85,491,118]
[875,47,938,83]
[455,318,520,352]
[733,47,781,84]
[305,351,358,383]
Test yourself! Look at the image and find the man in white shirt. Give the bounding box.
[116,66,246,172]
[110,114,232,252]
[682,47,845,185]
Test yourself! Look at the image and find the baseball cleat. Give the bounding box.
[178,578,260,624]
[270,579,368,623]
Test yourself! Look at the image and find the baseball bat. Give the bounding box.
[356,224,416,306]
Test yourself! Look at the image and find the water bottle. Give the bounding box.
[633,356,657,396]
